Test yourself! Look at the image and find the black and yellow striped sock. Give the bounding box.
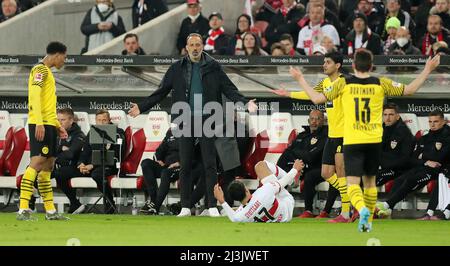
[364,187,378,223]
[338,177,350,217]
[19,167,38,210]
[347,184,366,212]
[37,171,56,212]
[325,173,340,190]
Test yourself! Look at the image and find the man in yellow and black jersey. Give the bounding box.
[272,51,351,223]
[17,42,69,221]
[291,49,441,232]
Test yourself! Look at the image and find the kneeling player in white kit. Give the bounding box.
[214,159,304,223]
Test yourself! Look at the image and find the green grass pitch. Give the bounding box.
[0,213,449,246]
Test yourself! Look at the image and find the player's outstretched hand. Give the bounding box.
[128,102,141,118]
[271,88,289,97]
[424,54,441,73]
[247,99,258,113]
[214,184,225,204]
[293,159,304,172]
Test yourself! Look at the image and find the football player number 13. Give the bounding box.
[354,97,371,123]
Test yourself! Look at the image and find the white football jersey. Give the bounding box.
[222,161,295,223]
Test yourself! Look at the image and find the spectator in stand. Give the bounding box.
[280,33,300,56]
[302,0,339,17]
[204,12,230,55]
[312,45,327,55]
[321,34,337,52]
[121,33,146,55]
[430,0,450,29]
[131,0,168,29]
[270,42,285,55]
[415,0,437,44]
[229,14,252,55]
[387,26,421,55]
[375,103,415,187]
[0,0,20,22]
[299,0,343,37]
[80,0,126,53]
[419,15,450,56]
[176,0,209,55]
[343,0,385,37]
[381,0,415,41]
[254,0,283,23]
[343,12,382,56]
[383,17,401,55]
[240,32,269,56]
[296,4,340,55]
[265,0,305,52]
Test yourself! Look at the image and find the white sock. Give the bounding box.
[427,209,434,217]
[47,210,56,215]
[18,209,28,214]
[444,209,450,220]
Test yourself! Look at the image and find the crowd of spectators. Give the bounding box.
[171,0,450,58]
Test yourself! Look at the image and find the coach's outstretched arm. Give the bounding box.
[128,65,175,117]
[289,66,328,104]
[403,54,441,96]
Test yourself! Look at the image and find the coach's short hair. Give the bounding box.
[47,41,67,55]
[186,33,204,43]
[429,110,444,119]
[228,181,247,202]
[57,107,74,118]
[383,103,400,113]
[353,49,373,72]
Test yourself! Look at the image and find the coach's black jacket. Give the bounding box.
[55,123,86,167]
[381,119,415,171]
[285,125,328,170]
[410,124,450,170]
[137,52,249,124]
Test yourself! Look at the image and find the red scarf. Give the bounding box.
[280,3,295,17]
[422,32,444,56]
[205,27,225,51]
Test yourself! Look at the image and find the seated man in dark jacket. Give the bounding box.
[52,108,86,214]
[376,103,415,187]
[377,110,450,218]
[140,128,185,214]
[277,110,327,191]
[77,109,127,214]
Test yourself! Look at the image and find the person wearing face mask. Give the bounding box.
[80,0,126,54]
[387,26,421,55]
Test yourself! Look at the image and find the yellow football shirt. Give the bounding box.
[290,76,344,138]
[27,63,60,127]
[323,76,404,145]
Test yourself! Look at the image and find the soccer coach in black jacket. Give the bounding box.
[128,33,257,217]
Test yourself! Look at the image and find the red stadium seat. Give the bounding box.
[385,180,395,193]
[0,127,14,175]
[4,128,27,177]
[124,126,132,159]
[427,180,437,193]
[244,130,269,179]
[121,128,146,174]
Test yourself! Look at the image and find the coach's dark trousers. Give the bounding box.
[178,135,217,209]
